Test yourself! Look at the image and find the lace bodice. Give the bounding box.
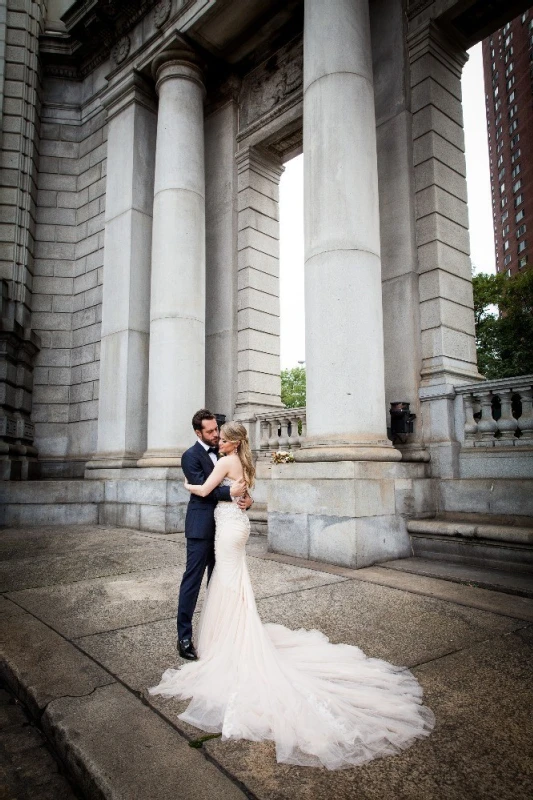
[215,477,248,523]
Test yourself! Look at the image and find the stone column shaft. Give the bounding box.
[91,74,156,469]
[302,0,398,461]
[140,52,206,466]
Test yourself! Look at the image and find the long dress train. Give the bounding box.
[149,481,435,770]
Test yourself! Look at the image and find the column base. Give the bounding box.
[86,453,141,471]
[268,460,434,569]
[297,437,401,462]
[137,449,183,468]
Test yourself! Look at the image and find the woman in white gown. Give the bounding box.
[149,422,435,770]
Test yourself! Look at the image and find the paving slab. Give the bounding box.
[6,567,185,638]
[0,596,113,717]
[42,683,248,800]
[0,526,187,592]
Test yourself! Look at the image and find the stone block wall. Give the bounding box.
[31,74,108,477]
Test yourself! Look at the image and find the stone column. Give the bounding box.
[89,73,156,470]
[301,0,398,462]
[139,50,206,467]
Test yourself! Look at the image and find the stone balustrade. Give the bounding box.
[455,377,533,448]
[254,408,307,456]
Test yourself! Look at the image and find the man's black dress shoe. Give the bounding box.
[178,638,198,660]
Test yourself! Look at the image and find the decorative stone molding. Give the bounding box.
[111,34,131,65]
[151,46,205,96]
[154,0,172,28]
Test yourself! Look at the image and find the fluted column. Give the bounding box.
[301,0,398,461]
[89,73,157,470]
[139,50,206,467]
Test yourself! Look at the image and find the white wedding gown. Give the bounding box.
[149,480,435,770]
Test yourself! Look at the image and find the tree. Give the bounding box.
[281,366,306,408]
[473,268,533,379]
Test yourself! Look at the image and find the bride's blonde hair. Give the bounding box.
[220,421,255,489]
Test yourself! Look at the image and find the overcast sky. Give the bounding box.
[279,42,494,369]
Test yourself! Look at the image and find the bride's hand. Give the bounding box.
[184,481,191,492]
[230,478,246,497]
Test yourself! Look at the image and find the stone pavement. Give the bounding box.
[1,525,532,800]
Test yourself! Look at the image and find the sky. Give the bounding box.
[279,42,494,369]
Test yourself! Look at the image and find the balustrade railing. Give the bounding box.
[254,408,307,456]
[456,376,533,447]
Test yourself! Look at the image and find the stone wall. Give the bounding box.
[31,70,108,477]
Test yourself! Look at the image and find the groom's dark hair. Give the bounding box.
[192,408,216,432]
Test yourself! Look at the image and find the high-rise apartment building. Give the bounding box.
[482,9,533,275]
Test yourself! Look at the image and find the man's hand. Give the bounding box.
[237,493,253,510]
[230,478,246,497]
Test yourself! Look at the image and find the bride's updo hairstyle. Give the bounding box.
[220,421,255,489]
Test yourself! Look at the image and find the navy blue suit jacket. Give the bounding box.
[181,441,231,540]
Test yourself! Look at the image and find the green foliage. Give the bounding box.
[473,269,533,379]
[281,366,306,408]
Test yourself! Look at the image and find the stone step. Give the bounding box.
[407,518,533,574]
[380,557,533,598]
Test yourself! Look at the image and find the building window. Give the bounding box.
[497,154,504,168]
[509,120,518,135]
[497,125,503,138]
[522,12,529,24]
[508,90,515,103]
[504,254,512,266]
[495,112,502,125]
[511,164,521,179]
[511,148,521,163]
[513,179,522,193]
[497,140,504,153]
[503,21,511,34]
[508,104,518,119]
[516,209,525,223]
[500,182,506,194]
[502,210,509,224]
[504,240,510,251]
[501,196,508,209]
[498,168,505,181]
[502,224,510,237]
[507,76,515,90]
[517,224,526,238]
[505,63,514,77]
[504,47,514,62]
[518,240,527,254]
[495,98,501,112]
[493,84,499,98]
[519,256,528,269]
[511,134,520,148]
[515,194,523,208]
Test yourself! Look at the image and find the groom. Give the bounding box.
[177,408,252,660]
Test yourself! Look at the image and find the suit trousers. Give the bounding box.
[177,536,215,641]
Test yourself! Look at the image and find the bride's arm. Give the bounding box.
[184,458,230,497]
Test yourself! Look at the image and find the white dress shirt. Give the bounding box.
[198,438,217,467]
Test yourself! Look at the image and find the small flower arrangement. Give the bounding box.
[271,450,295,464]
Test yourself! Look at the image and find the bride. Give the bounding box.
[149,421,435,770]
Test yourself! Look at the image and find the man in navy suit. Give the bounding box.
[177,408,252,660]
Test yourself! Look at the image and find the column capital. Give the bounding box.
[152,47,205,96]
[407,19,468,78]
[100,71,157,122]
[235,146,284,184]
